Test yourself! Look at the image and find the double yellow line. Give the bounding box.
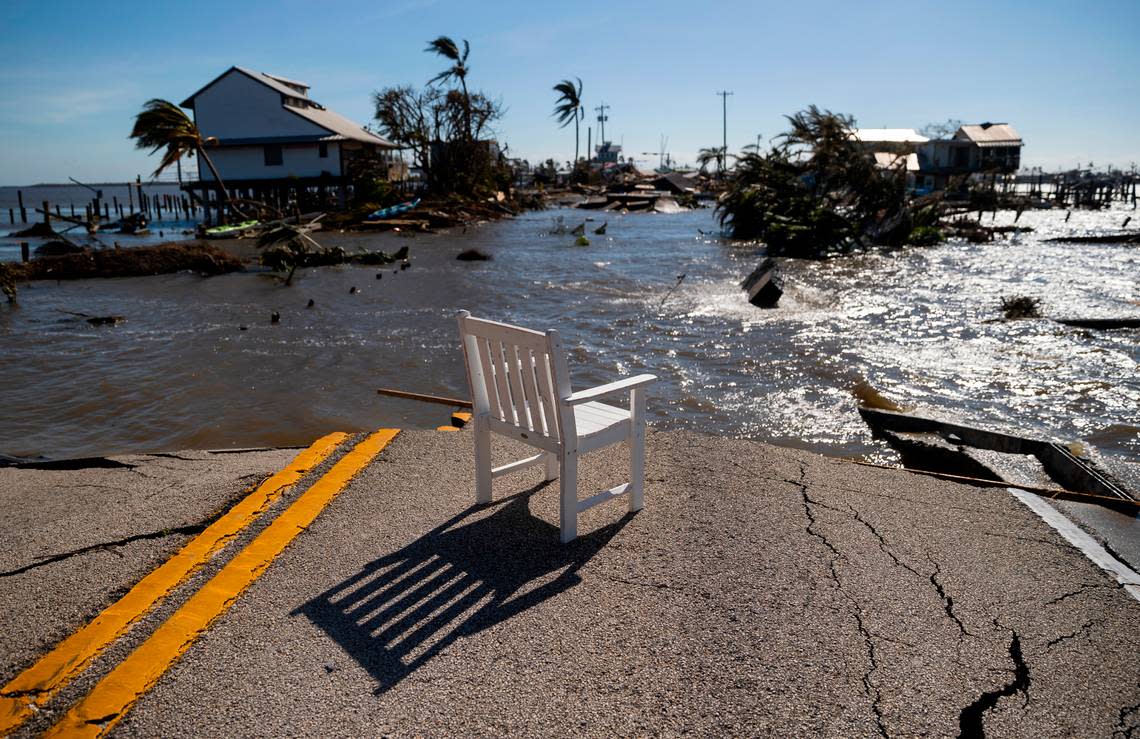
[1,429,398,738]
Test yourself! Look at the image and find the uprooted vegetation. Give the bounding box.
[5,242,243,282]
[1000,295,1043,320]
[717,107,913,258]
[716,106,1031,258]
[257,223,410,286]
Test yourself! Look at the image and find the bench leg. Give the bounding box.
[543,451,558,481]
[559,451,578,543]
[474,415,492,504]
[629,388,646,512]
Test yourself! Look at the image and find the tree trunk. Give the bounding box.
[460,77,472,141]
[196,145,248,221]
[574,110,580,165]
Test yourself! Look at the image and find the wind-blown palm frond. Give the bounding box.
[553,77,584,166]
[426,36,469,85]
[552,78,582,128]
[129,99,201,177]
[426,35,473,140]
[130,98,246,219]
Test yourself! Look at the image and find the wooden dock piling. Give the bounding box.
[17,190,26,223]
[20,242,29,262]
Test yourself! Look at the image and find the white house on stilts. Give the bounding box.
[179,66,397,219]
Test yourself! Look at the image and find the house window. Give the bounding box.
[264,144,283,166]
[318,142,328,158]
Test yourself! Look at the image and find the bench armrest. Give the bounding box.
[562,374,658,406]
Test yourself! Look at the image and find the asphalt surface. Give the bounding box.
[2,430,1138,737]
[0,447,298,680]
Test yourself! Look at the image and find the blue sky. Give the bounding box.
[1,0,1137,185]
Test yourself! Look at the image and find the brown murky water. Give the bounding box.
[1,206,1137,480]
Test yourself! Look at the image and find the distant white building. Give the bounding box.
[180,67,396,187]
[853,124,1025,192]
[851,128,930,148]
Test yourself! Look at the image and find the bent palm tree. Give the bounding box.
[129,99,246,219]
[697,146,728,176]
[425,36,471,139]
[552,78,584,164]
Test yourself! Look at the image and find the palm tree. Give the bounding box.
[129,99,245,219]
[697,146,728,176]
[552,78,584,164]
[425,36,471,140]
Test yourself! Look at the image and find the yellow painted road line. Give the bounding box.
[0,432,348,735]
[45,429,399,739]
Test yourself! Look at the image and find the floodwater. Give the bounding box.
[0,183,196,263]
[1,206,1137,483]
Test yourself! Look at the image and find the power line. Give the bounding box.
[595,103,610,144]
[716,90,733,173]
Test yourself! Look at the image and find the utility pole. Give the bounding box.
[595,103,610,145]
[716,90,733,174]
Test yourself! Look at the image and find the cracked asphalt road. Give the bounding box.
[0,447,299,680]
[3,431,1138,737]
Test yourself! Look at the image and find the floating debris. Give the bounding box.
[1000,295,1042,320]
[741,258,782,308]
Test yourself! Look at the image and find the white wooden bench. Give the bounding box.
[457,311,657,542]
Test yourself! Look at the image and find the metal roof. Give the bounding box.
[234,67,310,99]
[285,103,396,147]
[181,66,310,107]
[262,72,310,92]
[955,123,1023,147]
[851,128,929,144]
[873,152,920,171]
[180,66,395,148]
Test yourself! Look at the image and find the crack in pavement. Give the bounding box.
[957,624,1032,739]
[146,453,208,462]
[0,524,207,578]
[8,457,138,471]
[1115,703,1140,739]
[980,530,1078,552]
[788,473,976,641]
[792,461,888,738]
[1044,581,1128,606]
[1044,619,1100,649]
[927,558,972,638]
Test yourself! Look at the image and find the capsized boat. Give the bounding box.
[365,198,421,221]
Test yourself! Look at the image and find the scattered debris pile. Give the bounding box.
[7,241,243,281]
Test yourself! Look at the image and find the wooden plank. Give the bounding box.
[488,340,516,426]
[376,388,472,408]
